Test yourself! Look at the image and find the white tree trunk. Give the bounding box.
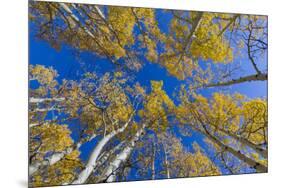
[59,3,95,38]
[192,124,267,172]
[30,97,65,103]
[163,144,170,178]
[72,119,132,184]
[151,141,156,180]
[190,107,268,172]
[95,141,125,169]
[29,149,71,175]
[204,73,267,88]
[101,124,146,183]
[29,133,97,175]
[58,3,118,64]
[216,127,267,158]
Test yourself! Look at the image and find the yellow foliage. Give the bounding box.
[159,12,234,81]
[114,71,123,78]
[80,73,133,134]
[182,143,221,177]
[177,92,268,164]
[31,123,73,154]
[134,8,166,63]
[189,13,233,63]
[139,81,174,132]
[108,7,135,47]
[162,134,220,177]
[241,99,267,145]
[30,65,58,87]
[31,150,82,187]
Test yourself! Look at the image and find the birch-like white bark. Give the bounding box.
[95,141,125,170]
[30,97,64,113]
[191,105,267,158]
[204,73,267,88]
[29,149,70,175]
[59,3,95,39]
[30,97,65,103]
[151,141,156,180]
[72,118,133,184]
[29,122,43,128]
[216,126,267,158]
[101,124,146,183]
[31,106,59,113]
[163,144,170,178]
[58,3,117,64]
[29,133,97,175]
[191,123,267,172]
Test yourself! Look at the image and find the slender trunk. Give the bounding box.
[175,12,203,79]
[94,141,125,171]
[99,124,146,183]
[29,97,65,103]
[163,144,170,178]
[182,12,203,52]
[151,140,156,180]
[31,106,59,113]
[30,146,73,175]
[189,104,267,159]
[58,3,92,35]
[216,127,267,158]
[191,124,267,172]
[176,13,203,60]
[29,122,45,128]
[204,73,267,88]
[93,6,106,20]
[58,3,116,64]
[72,118,133,184]
[30,97,63,113]
[189,110,267,172]
[29,133,97,175]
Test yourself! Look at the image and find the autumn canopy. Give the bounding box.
[28,1,267,187]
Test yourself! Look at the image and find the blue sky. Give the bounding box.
[29,7,267,178]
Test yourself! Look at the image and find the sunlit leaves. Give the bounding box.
[139,81,174,132]
[77,72,134,137]
[134,8,166,63]
[181,143,221,177]
[241,99,268,145]
[32,150,82,187]
[28,1,268,185]
[30,65,58,86]
[159,133,220,178]
[108,7,135,47]
[176,92,268,171]
[159,12,234,80]
[30,123,73,155]
[29,65,58,98]
[177,92,245,133]
[189,13,233,63]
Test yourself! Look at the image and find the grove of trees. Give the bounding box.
[28,1,268,187]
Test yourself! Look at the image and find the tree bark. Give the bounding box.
[163,144,170,178]
[204,73,267,88]
[151,141,156,180]
[216,127,267,158]
[99,124,146,183]
[189,109,267,172]
[72,117,133,184]
[30,97,65,103]
[190,123,267,172]
[29,133,97,175]
[58,3,117,64]
[94,141,125,171]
